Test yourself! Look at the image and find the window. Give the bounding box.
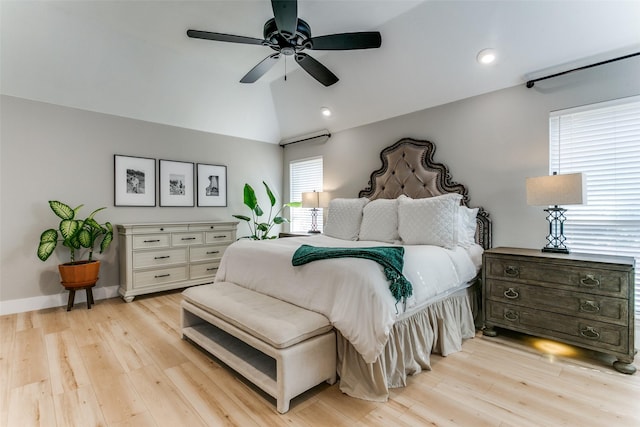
[549,96,640,314]
[289,157,323,233]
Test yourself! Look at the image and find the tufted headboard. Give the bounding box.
[359,138,492,249]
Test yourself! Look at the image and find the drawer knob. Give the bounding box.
[144,239,160,243]
[580,300,600,313]
[579,326,600,340]
[504,265,519,277]
[504,309,519,322]
[503,287,519,299]
[580,274,600,288]
[154,274,170,278]
[154,256,170,260]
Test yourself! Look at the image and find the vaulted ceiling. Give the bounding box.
[2,1,639,144]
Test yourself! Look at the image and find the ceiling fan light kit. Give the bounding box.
[187,0,382,87]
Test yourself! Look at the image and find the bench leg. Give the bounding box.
[86,287,94,309]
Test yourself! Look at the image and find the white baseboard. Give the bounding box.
[0,285,120,316]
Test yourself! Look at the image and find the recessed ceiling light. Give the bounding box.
[321,107,332,117]
[477,48,496,65]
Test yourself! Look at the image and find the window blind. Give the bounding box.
[549,95,640,314]
[289,157,323,233]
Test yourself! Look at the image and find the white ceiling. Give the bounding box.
[2,1,639,144]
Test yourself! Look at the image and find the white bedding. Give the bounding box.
[215,234,481,364]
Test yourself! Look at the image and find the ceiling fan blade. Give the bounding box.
[309,32,382,50]
[187,29,265,46]
[271,0,298,39]
[240,53,281,83]
[295,53,338,87]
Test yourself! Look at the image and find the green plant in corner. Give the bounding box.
[37,201,114,263]
[233,182,301,240]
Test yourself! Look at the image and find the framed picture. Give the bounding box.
[197,163,227,207]
[114,155,156,206]
[159,160,194,207]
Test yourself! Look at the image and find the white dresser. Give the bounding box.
[117,221,238,302]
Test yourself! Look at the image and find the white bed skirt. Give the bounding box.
[336,286,477,401]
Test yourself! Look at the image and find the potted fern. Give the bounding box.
[233,182,301,239]
[37,201,113,288]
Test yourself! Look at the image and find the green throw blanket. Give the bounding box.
[291,245,413,303]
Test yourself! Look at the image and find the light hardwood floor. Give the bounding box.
[1,290,639,427]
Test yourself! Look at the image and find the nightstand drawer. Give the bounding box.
[485,257,629,297]
[486,279,628,325]
[486,300,629,354]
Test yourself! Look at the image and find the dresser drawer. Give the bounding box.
[486,279,628,325]
[189,223,235,232]
[485,257,629,297]
[190,245,228,262]
[190,262,220,280]
[133,266,188,288]
[133,234,170,249]
[172,232,204,246]
[133,248,188,269]
[129,225,188,234]
[485,300,629,354]
[205,230,234,245]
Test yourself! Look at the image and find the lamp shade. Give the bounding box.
[301,191,329,208]
[526,173,587,206]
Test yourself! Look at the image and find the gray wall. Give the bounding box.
[283,57,640,249]
[0,96,283,310]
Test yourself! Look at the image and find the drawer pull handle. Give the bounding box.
[580,300,600,313]
[213,235,226,239]
[206,251,220,255]
[579,326,600,340]
[154,274,170,278]
[504,265,519,277]
[144,239,160,243]
[154,256,170,260]
[503,288,519,299]
[181,237,197,241]
[504,310,519,322]
[206,267,218,272]
[580,274,600,288]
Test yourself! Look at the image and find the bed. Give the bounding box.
[214,137,491,401]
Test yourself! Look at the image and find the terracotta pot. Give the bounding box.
[58,260,100,288]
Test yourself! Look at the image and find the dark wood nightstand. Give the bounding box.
[482,247,636,374]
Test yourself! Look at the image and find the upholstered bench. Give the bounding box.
[181,282,336,413]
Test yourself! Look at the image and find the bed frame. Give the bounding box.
[359,137,492,249]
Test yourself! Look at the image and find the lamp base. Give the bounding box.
[541,247,569,254]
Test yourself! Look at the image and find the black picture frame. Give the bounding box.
[197,163,228,207]
[114,155,156,207]
[159,159,195,207]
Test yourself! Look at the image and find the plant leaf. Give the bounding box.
[284,201,302,208]
[37,240,57,261]
[87,207,106,221]
[253,204,264,217]
[39,229,58,243]
[273,216,289,224]
[84,218,102,231]
[257,223,269,232]
[59,219,80,240]
[232,214,251,222]
[78,229,92,247]
[49,200,76,220]
[263,181,276,207]
[243,184,258,210]
[100,230,113,253]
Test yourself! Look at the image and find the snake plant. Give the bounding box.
[37,201,113,263]
[233,182,301,240]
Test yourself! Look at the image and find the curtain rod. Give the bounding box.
[526,51,640,89]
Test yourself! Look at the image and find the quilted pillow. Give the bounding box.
[359,198,399,243]
[324,197,369,240]
[457,206,479,248]
[397,193,462,248]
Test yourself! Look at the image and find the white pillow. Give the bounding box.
[397,193,462,248]
[324,198,369,240]
[359,198,399,243]
[457,206,479,248]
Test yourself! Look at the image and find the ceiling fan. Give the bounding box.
[187,0,382,87]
